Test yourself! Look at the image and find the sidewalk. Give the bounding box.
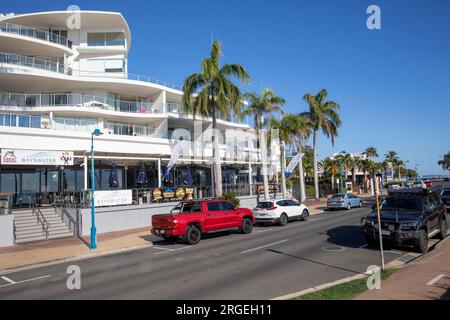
[357,237,450,300]
[0,228,153,273]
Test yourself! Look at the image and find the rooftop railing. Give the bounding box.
[0,22,72,49]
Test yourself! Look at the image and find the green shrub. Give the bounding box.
[218,192,240,207]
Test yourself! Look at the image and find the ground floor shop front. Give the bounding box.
[0,150,264,207]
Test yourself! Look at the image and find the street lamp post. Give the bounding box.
[339,158,344,193]
[90,129,103,250]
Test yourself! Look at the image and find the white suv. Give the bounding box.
[253,199,310,226]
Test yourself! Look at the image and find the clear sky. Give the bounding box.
[2,0,450,175]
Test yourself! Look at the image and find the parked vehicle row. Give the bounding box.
[151,198,311,245]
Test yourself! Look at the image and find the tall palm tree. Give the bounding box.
[244,89,285,200]
[301,89,342,201]
[364,147,379,161]
[295,114,311,202]
[183,41,250,197]
[269,113,301,198]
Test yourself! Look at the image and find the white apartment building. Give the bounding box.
[0,10,262,209]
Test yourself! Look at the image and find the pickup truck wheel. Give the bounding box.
[301,209,309,221]
[184,225,201,245]
[366,235,378,248]
[240,218,253,234]
[414,230,429,254]
[438,219,448,240]
[279,213,288,226]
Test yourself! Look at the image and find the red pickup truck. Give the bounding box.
[152,199,255,245]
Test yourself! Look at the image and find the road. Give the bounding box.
[0,203,419,300]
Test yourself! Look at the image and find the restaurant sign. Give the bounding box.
[94,190,133,207]
[1,149,74,166]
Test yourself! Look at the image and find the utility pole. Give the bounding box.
[374,176,385,270]
[339,158,344,193]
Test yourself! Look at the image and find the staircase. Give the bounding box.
[13,207,74,244]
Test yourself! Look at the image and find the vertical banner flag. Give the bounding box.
[163,141,185,182]
[285,153,304,178]
[385,162,394,182]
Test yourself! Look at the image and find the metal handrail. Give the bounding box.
[61,206,78,236]
[32,204,49,239]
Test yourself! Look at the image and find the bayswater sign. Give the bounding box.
[94,190,132,207]
[1,149,74,166]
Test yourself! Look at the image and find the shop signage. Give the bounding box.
[94,190,132,207]
[163,188,175,199]
[1,149,74,166]
[152,188,163,201]
[175,188,186,200]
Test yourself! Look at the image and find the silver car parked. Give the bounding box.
[327,193,363,210]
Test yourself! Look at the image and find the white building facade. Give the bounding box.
[0,10,263,208]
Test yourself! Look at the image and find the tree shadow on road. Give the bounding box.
[325,225,368,249]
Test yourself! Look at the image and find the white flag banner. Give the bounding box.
[163,141,185,180]
[285,153,304,178]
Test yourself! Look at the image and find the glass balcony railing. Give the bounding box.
[0,92,166,114]
[0,112,158,138]
[0,92,250,125]
[0,22,73,49]
[0,52,183,90]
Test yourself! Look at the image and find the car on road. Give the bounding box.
[151,199,255,245]
[253,199,309,226]
[326,193,363,211]
[440,188,450,211]
[361,186,448,253]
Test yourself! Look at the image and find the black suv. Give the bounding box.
[361,187,448,253]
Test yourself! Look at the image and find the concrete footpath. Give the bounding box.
[0,228,153,273]
[357,236,450,300]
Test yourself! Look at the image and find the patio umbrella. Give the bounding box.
[109,163,119,189]
[136,163,148,188]
[256,167,262,183]
[183,167,194,186]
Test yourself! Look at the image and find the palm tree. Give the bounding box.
[269,113,301,198]
[245,89,285,200]
[301,89,342,201]
[295,114,311,202]
[182,41,250,197]
[364,147,379,160]
[384,151,401,180]
[320,157,339,191]
[346,156,361,189]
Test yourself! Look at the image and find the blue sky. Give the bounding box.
[3,0,450,175]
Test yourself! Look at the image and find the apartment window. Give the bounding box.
[104,59,124,73]
[87,32,125,46]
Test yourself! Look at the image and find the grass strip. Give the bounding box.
[294,269,397,300]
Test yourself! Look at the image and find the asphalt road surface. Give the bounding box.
[0,203,420,300]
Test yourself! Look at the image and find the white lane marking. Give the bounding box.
[426,274,447,286]
[153,246,192,255]
[152,246,175,252]
[0,275,51,289]
[253,229,273,234]
[359,244,368,249]
[241,239,289,254]
[1,276,15,284]
[309,218,323,222]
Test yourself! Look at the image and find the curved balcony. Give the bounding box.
[0,112,159,138]
[0,52,182,91]
[0,22,72,49]
[0,92,250,126]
